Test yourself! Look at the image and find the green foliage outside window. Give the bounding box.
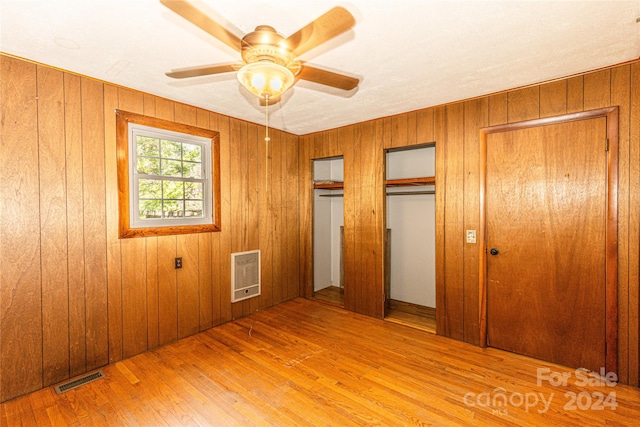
[136,136,204,219]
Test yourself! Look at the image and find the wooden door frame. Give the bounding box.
[478,107,619,374]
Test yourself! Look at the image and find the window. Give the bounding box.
[116,110,220,238]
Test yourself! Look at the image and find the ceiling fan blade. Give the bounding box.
[165,63,240,79]
[298,65,359,91]
[160,0,242,52]
[285,6,356,58]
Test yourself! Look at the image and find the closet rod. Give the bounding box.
[387,191,435,196]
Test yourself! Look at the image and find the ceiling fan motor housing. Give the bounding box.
[241,25,293,66]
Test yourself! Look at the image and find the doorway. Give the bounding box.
[479,107,619,374]
[313,156,345,307]
[384,144,436,332]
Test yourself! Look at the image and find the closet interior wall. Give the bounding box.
[313,157,344,292]
[386,146,436,308]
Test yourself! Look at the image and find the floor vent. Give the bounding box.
[54,370,105,394]
[231,249,261,302]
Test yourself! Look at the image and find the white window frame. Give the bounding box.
[128,122,212,228]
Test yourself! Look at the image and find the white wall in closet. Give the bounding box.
[313,158,344,291]
[386,147,436,307]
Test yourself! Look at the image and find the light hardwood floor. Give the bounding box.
[2,298,639,426]
[385,299,436,333]
[312,285,344,307]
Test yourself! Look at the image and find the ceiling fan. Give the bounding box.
[160,0,360,103]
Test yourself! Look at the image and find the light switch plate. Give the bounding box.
[466,230,476,244]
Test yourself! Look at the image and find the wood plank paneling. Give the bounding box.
[584,70,611,110]
[298,62,640,385]
[359,121,383,317]
[196,108,213,330]
[406,111,417,146]
[285,132,300,301]
[260,128,275,309]
[392,114,408,148]
[539,80,567,118]
[0,55,305,402]
[158,236,178,346]
[342,125,358,313]
[218,115,233,324]
[442,103,465,339]
[0,56,43,401]
[270,129,284,306]
[567,76,584,113]
[177,233,200,338]
[230,118,244,320]
[327,128,339,157]
[488,93,507,126]
[629,62,640,386]
[121,238,148,357]
[1,53,639,401]
[146,236,160,349]
[65,73,88,376]
[247,123,260,314]
[209,113,223,327]
[198,232,213,330]
[297,135,313,298]
[80,77,109,371]
[462,98,487,345]
[37,66,70,386]
[417,108,434,143]
[508,86,539,122]
[104,83,123,365]
[612,65,631,383]
[118,88,148,360]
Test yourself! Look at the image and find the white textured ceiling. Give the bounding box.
[1,0,639,135]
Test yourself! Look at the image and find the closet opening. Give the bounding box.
[312,156,345,307]
[384,143,436,332]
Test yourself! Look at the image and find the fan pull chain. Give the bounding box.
[264,94,270,192]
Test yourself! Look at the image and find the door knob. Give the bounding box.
[490,248,499,256]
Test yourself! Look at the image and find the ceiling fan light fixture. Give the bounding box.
[237,61,294,99]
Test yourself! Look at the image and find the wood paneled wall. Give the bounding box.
[0,54,301,402]
[299,62,640,386]
[1,53,638,401]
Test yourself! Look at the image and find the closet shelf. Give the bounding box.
[385,176,435,187]
[314,181,344,190]
[314,176,435,190]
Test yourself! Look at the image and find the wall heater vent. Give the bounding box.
[231,249,261,302]
[54,370,105,394]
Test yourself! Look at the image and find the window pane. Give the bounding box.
[139,179,162,199]
[161,160,182,177]
[163,200,184,218]
[137,157,160,175]
[161,140,181,160]
[139,200,162,219]
[185,201,203,217]
[183,143,201,162]
[183,161,202,179]
[136,136,159,157]
[185,182,203,200]
[163,180,184,199]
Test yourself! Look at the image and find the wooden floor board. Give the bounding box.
[2,298,639,426]
[385,299,436,332]
[312,285,344,307]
